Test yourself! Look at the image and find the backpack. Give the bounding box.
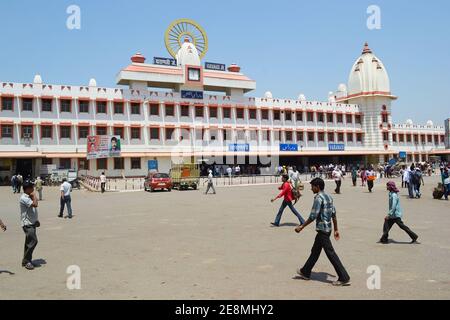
[411,171,420,184]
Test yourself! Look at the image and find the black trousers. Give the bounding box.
[368,180,374,192]
[300,231,350,282]
[101,182,106,193]
[380,218,417,242]
[22,225,38,265]
[335,180,342,194]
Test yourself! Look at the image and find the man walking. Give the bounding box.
[11,174,17,193]
[20,181,40,270]
[270,175,305,227]
[332,167,343,194]
[295,178,351,286]
[366,167,376,193]
[59,178,73,219]
[205,170,216,195]
[351,167,358,187]
[100,172,107,193]
[379,181,419,244]
[406,165,415,198]
[35,176,43,200]
[16,173,23,193]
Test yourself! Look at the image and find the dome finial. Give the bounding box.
[362,42,372,54]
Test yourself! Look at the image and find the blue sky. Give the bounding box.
[0,0,448,124]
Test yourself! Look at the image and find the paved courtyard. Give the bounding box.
[0,175,449,300]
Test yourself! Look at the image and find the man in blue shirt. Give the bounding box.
[379,181,419,244]
[294,178,351,286]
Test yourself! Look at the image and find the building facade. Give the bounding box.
[0,39,448,179]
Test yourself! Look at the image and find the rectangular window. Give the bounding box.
[21,125,33,138]
[187,67,200,81]
[131,157,141,169]
[338,133,344,142]
[22,98,33,111]
[346,114,353,124]
[337,114,343,123]
[355,115,362,124]
[236,108,244,119]
[150,103,159,116]
[327,132,334,142]
[78,126,89,139]
[165,128,175,140]
[285,111,292,121]
[209,107,217,118]
[307,112,314,122]
[130,102,140,115]
[114,102,124,114]
[42,158,53,165]
[96,101,107,114]
[223,129,232,142]
[407,134,412,142]
[318,132,325,142]
[60,159,71,170]
[114,158,124,170]
[427,135,432,143]
[195,129,205,140]
[181,105,190,117]
[210,129,218,141]
[222,107,231,119]
[41,125,52,139]
[79,100,89,113]
[296,131,303,142]
[356,133,363,142]
[150,127,160,140]
[60,99,71,113]
[180,128,190,141]
[236,130,245,141]
[393,134,397,142]
[249,109,257,120]
[347,132,354,142]
[273,110,281,121]
[399,134,405,142]
[97,158,107,170]
[383,132,389,141]
[42,99,52,112]
[317,113,324,122]
[261,130,270,142]
[382,114,388,123]
[1,125,13,138]
[130,127,141,139]
[60,126,71,139]
[165,104,175,117]
[1,97,13,111]
[308,132,315,142]
[78,158,89,170]
[261,109,269,120]
[327,113,334,123]
[113,127,124,139]
[285,131,293,141]
[249,130,258,142]
[296,111,303,122]
[195,106,204,118]
[96,126,107,136]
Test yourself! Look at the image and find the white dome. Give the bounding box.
[33,74,42,84]
[89,78,97,87]
[338,83,347,92]
[264,91,273,99]
[298,94,306,101]
[347,43,391,97]
[176,40,201,66]
[406,119,413,126]
[426,120,434,126]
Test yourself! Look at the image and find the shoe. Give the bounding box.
[270,223,279,227]
[58,215,63,218]
[410,236,419,244]
[296,268,310,280]
[23,262,35,270]
[332,280,351,286]
[68,216,73,219]
[378,239,389,244]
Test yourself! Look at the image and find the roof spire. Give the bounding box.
[362,42,372,54]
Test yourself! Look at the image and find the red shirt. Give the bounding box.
[276,182,294,202]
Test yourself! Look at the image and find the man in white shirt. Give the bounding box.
[235,165,241,176]
[100,172,107,193]
[59,178,73,219]
[227,166,232,178]
[20,181,39,270]
[332,167,344,194]
[205,170,216,195]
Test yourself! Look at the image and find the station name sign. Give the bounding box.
[153,57,177,66]
[181,90,204,100]
[205,62,226,71]
[280,144,298,152]
[328,144,345,151]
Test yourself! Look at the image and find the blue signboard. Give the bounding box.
[205,62,226,71]
[388,158,397,166]
[399,151,407,159]
[153,57,177,66]
[181,90,204,100]
[280,144,298,152]
[148,160,158,171]
[229,144,250,152]
[328,144,345,151]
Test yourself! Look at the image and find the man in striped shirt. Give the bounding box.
[295,178,351,286]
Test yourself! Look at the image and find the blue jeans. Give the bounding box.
[60,195,72,217]
[407,182,415,198]
[274,200,305,225]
